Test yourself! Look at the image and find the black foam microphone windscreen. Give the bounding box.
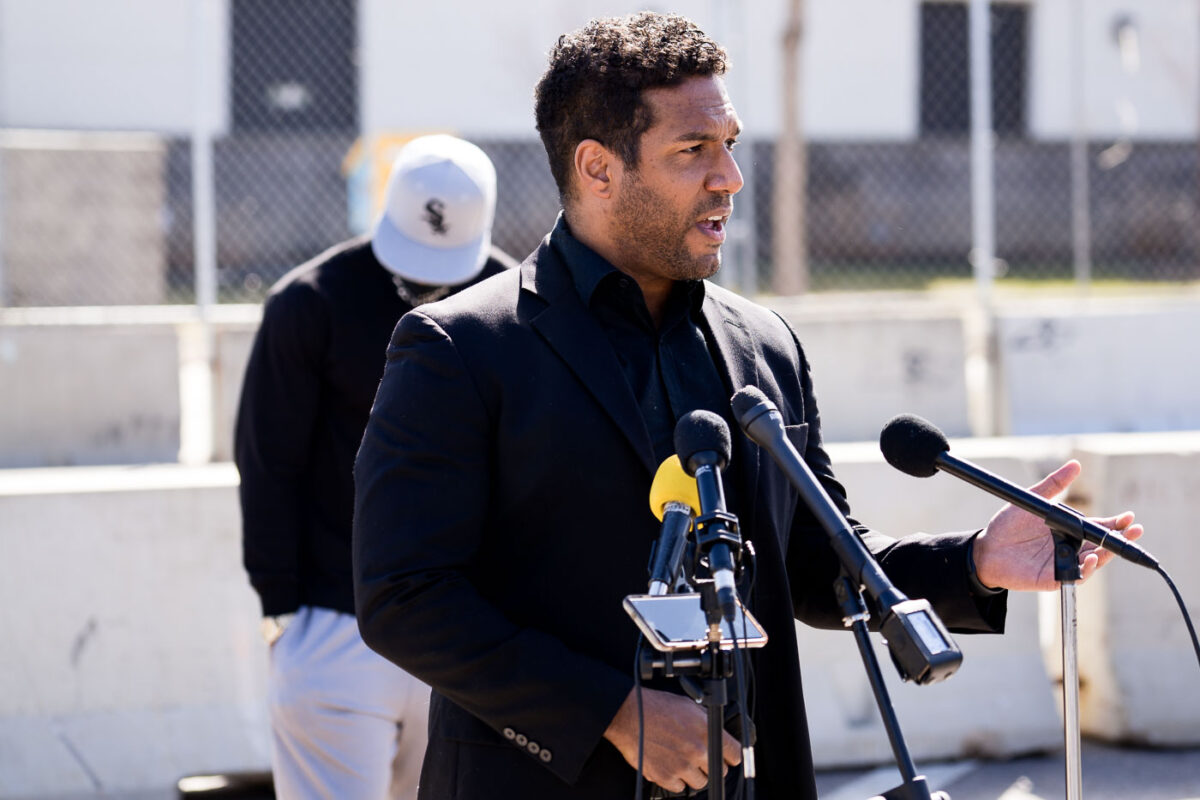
[730,385,769,425]
[674,410,732,475]
[879,414,950,478]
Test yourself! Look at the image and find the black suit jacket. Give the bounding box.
[353,230,1005,800]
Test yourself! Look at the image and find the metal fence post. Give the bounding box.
[710,0,758,296]
[192,0,218,312]
[0,11,7,309]
[968,0,1002,437]
[0,134,7,309]
[181,0,220,465]
[1070,0,1093,290]
[771,0,808,297]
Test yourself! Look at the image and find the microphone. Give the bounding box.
[732,385,962,685]
[647,456,700,596]
[879,414,1158,570]
[732,386,907,608]
[673,410,741,623]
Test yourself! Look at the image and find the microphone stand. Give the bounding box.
[833,573,950,800]
[686,452,747,800]
[635,580,747,800]
[1050,531,1084,800]
[699,581,732,800]
[729,388,960,798]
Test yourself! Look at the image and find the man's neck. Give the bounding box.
[564,207,673,327]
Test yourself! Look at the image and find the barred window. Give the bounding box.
[919,1,1028,137]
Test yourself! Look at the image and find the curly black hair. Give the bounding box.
[534,12,728,203]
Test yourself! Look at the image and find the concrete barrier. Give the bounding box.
[1,433,1197,795]
[770,296,973,442]
[213,324,258,464]
[0,318,181,467]
[0,435,1118,796]
[0,465,268,797]
[5,294,1200,468]
[0,305,261,469]
[996,298,1200,436]
[213,298,971,463]
[803,438,1070,767]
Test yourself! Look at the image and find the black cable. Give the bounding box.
[729,613,754,800]
[727,548,758,800]
[634,634,646,800]
[743,567,759,729]
[1155,564,1200,672]
[726,619,743,800]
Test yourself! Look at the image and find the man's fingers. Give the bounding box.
[659,774,696,794]
[682,765,709,791]
[722,730,743,767]
[1028,460,1081,500]
[1078,518,1143,579]
[1091,511,1136,532]
[646,756,708,793]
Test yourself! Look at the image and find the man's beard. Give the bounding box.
[611,172,723,282]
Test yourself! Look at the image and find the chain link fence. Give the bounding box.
[1,0,1197,307]
[752,1,1200,293]
[184,0,360,303]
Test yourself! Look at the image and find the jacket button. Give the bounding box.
[527,741,540,755]
[515,733,528,746]
[540,749,553,762]
[503,727,515,740]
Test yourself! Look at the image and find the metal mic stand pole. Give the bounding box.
[699,582,729,800]
[833,574,949,800]
[1050,532,1084,800]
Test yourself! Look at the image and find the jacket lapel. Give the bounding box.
[701,289,764,535]
[523,245,658,476]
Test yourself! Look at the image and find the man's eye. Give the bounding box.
[726,140,739,151]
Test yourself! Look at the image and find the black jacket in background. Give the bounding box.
[235,235,515,616]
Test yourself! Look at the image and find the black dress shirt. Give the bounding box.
[552,221,736,493]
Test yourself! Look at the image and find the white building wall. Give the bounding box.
[801,0,919,140]
[359,0,729,138]
[0,0,1196,140]
[1030,0,1199,139]
[0,0,229,135]
[359,0,919,140]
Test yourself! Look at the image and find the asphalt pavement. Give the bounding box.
[22,739,1200,800]
[815,739,1200,800]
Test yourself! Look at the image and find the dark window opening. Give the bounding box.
[231,0,358,133]
[920,2,1028,137]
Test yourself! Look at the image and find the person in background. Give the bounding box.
[235,134,516,800]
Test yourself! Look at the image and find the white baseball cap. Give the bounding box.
[371,134,497,286]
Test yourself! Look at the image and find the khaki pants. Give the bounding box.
[268,606,430,800]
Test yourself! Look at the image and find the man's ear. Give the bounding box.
[573,139,615,200]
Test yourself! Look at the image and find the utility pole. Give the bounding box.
[771,0,808,296]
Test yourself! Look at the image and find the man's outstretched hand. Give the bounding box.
[972,459,1145,592]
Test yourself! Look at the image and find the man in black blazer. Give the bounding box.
[353,13,1142,800]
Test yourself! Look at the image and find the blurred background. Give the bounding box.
[1,1,1198,798]
[2,0,1198,305]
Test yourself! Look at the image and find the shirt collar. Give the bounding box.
[549,213,616,307]
[548,212,708,313]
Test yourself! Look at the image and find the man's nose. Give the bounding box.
[707,149,744,196]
